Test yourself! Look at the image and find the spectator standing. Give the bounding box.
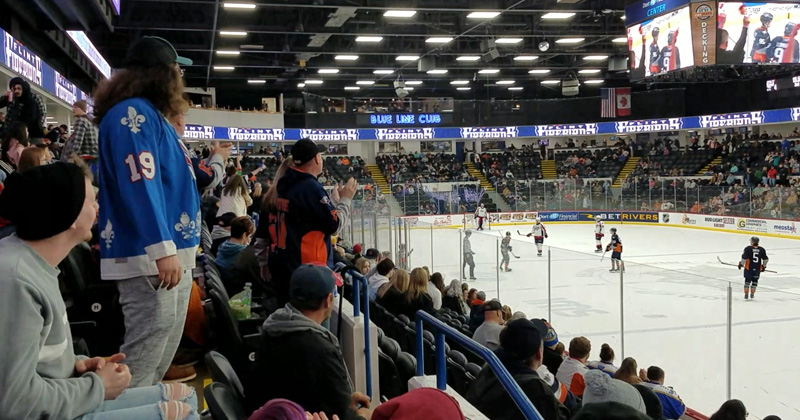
[61,100,98,162]
[264,138,356,306]
[94,36,200,387]
[0,77,46,142]
[472,300,505,350]
[556,337,591,397]
[250,265,372,420]
[427,272,445,310]
[466,318,570,420]
[641,366,686,420]
[0,163,199,420]
[218,172,253,217]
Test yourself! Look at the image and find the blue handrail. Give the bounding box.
[414,311,544,420]
[346,269,373,400]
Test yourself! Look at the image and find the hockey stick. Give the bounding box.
[716,256,777,273]
[516,230,528,237]
[600,250,608,262]
[509,250,521,259]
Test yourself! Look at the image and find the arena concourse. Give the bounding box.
[1,1,800,420]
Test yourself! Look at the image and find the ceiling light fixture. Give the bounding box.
[612,37,628,43]
[528,69,550,74]
[426,37,454,43]
[467,11,501,19]
[584,55,609,60]
[318,68,340,74]
[247,79,266,84]
[451,80,470,85]
[584,79,604,84]
[374,69,395,74]
[405,80,423,85]
[478,69,500,74]
[457,87,471,91]
[220,30,248,36]
[356,80,375,85]
[345,86,361,90]
[496,80,515,85]
[508,86,524,91]
[335,55,359,60]
[223,2,256,10]
[384,10,417,18]
[427,69,448,74]
[217,50,241,55]
[495,38,523,44]
[578,69,601,74]
[541,80,560,85]
[621,15,626,21]
[456,56,481,61]
[555,38,585,44]
[305,80,324,85]
[541,12,576,19]
[213,66,235,71]
[356,36,384,43]
[513,55,539,61]
[297,83,306,88]
[396,55,420,61]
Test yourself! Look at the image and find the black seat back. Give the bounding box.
[378,350,404,400]
[208,289,246,365]
[395,352,417,394]
[205,351,245,404]
[205,382,248,420]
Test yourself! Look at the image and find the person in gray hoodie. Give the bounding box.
[0,162,199,420]
[248,264,372,420]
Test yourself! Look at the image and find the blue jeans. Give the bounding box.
[78,384,199,420]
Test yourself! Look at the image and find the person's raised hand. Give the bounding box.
[96,362,131,400]
[75,353,126,374]
[156,255,183,290]
[337,178,358,200]
[215,142,233,161]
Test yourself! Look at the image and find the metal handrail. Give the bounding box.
[414,311,544,420]
[347,269,373,399]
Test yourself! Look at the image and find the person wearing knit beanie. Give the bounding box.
[582,370,647,413]
[574,402,651,420]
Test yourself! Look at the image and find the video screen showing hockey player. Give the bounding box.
[719,2,800,63]
[627,6,694,77]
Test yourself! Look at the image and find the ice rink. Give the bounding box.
[403,222,800,419]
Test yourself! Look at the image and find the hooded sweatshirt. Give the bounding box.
[0,78,46,139]
[249,304,364,420]
[215,240,245,274]
[582,370,647,413]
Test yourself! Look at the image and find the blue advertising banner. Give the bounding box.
[625,0,691,25]
[0,28,92,109]
[536,211,661,223]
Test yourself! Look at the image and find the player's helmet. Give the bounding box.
[786,22,796,36]
[480,203,484,207]
[761,12,773,25]
[750,236,760,245]
[652,27,660,38]
[506,231,511,236]
[465,230,472,236]
[535,218,541,224]
[667,30,676,45]
[610,227,617,233]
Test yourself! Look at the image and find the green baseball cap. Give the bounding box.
[124,36,193,68]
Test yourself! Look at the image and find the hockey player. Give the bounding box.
[659,29,680,72]
[500,231,513,272]
[526,218,548,257]
[649,27,662,75]
[594,216,605,253]
[738,236,769,300]
[475,203,488,231]
[750,13,773,62]
[463,230,476,280]
[606,227,625,273]
[767,22,800,63]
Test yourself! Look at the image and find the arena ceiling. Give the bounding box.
[87,0,635,98]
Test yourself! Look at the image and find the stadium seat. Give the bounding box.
[204,382,248,420]
[395,352,417,393]
[205,351,246,405]
[446,350,470,394]
[206,289,261,373]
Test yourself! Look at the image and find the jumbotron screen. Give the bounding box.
[627,6,695,78]
[718,2,800,64]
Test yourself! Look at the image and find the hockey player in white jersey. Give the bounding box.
[500,231,513,272]
[463,230,477,280]
[526,218,548,257]
[594,216,605,253]
[475,203,488,231]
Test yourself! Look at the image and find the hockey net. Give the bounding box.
[463,212,491,230]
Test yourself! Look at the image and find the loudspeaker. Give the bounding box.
[562,79,579,96]
[418,56,435,72]
[479,39,497,52]
[481,49,500,62]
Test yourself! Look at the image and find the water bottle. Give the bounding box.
[229,283,253,320]
[242,283,252,315]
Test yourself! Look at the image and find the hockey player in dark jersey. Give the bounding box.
[659,29,680,72]
[750,13,773,62]
[649,27,662,74]
[738,236,769,300]
[605,227,625,273]
[500,231,512,272]
[767,22,800,63]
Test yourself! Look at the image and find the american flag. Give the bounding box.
[601,88,616,118]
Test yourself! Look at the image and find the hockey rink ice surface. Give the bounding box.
[403,223,800,419]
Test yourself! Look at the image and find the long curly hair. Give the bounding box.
[92,65,188,125]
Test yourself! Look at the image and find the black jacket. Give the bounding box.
[633,384,666,420]
[543,347,564,378]
[465,348,571,420]
[222,245,262,296]
[247,304,364,420]
[378,288,434,320]
[442,295,467,315]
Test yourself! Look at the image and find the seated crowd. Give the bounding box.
[377,152,475,184]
